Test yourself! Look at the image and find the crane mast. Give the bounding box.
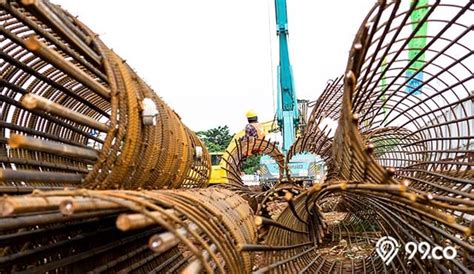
[275,0,299,152]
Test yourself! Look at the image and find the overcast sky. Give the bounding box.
[54,0,375,133]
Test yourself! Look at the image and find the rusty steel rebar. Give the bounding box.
[0,0,210,192]
[249,0,474,273]
[0,188,256,273]
[0,0,473,273]
[223,137,285,187]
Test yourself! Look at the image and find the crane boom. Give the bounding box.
[275,0,298,152]
[258,0,324,184]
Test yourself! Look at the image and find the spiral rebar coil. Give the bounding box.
[0,0,473,273]
[0,0,210,192]
[0,188,256,273]
[254,0,473,273]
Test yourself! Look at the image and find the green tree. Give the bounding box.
[196,125,234,152]
[242,155,261,174]
[197,125,261,174]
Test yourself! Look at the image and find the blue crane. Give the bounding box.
[259,0,324,186]
[274,0,299,152]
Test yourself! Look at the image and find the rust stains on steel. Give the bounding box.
[223,137,285,187]
[250,1,474,273]
[0,0,210,191]
[0,0,473,273]
[0,188,256,273]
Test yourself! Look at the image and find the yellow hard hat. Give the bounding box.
[246,110,257,118]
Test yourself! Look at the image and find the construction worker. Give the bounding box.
[245,110,265,139]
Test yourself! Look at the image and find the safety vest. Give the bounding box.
[250,122,265,139]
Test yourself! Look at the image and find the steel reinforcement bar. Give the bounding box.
[0,0,210,192]
[0,0,473,273]
[0,187,256,273]
[251,0,473,273]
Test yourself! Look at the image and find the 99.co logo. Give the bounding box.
[404,241,457,260]
[376,236,457,265]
